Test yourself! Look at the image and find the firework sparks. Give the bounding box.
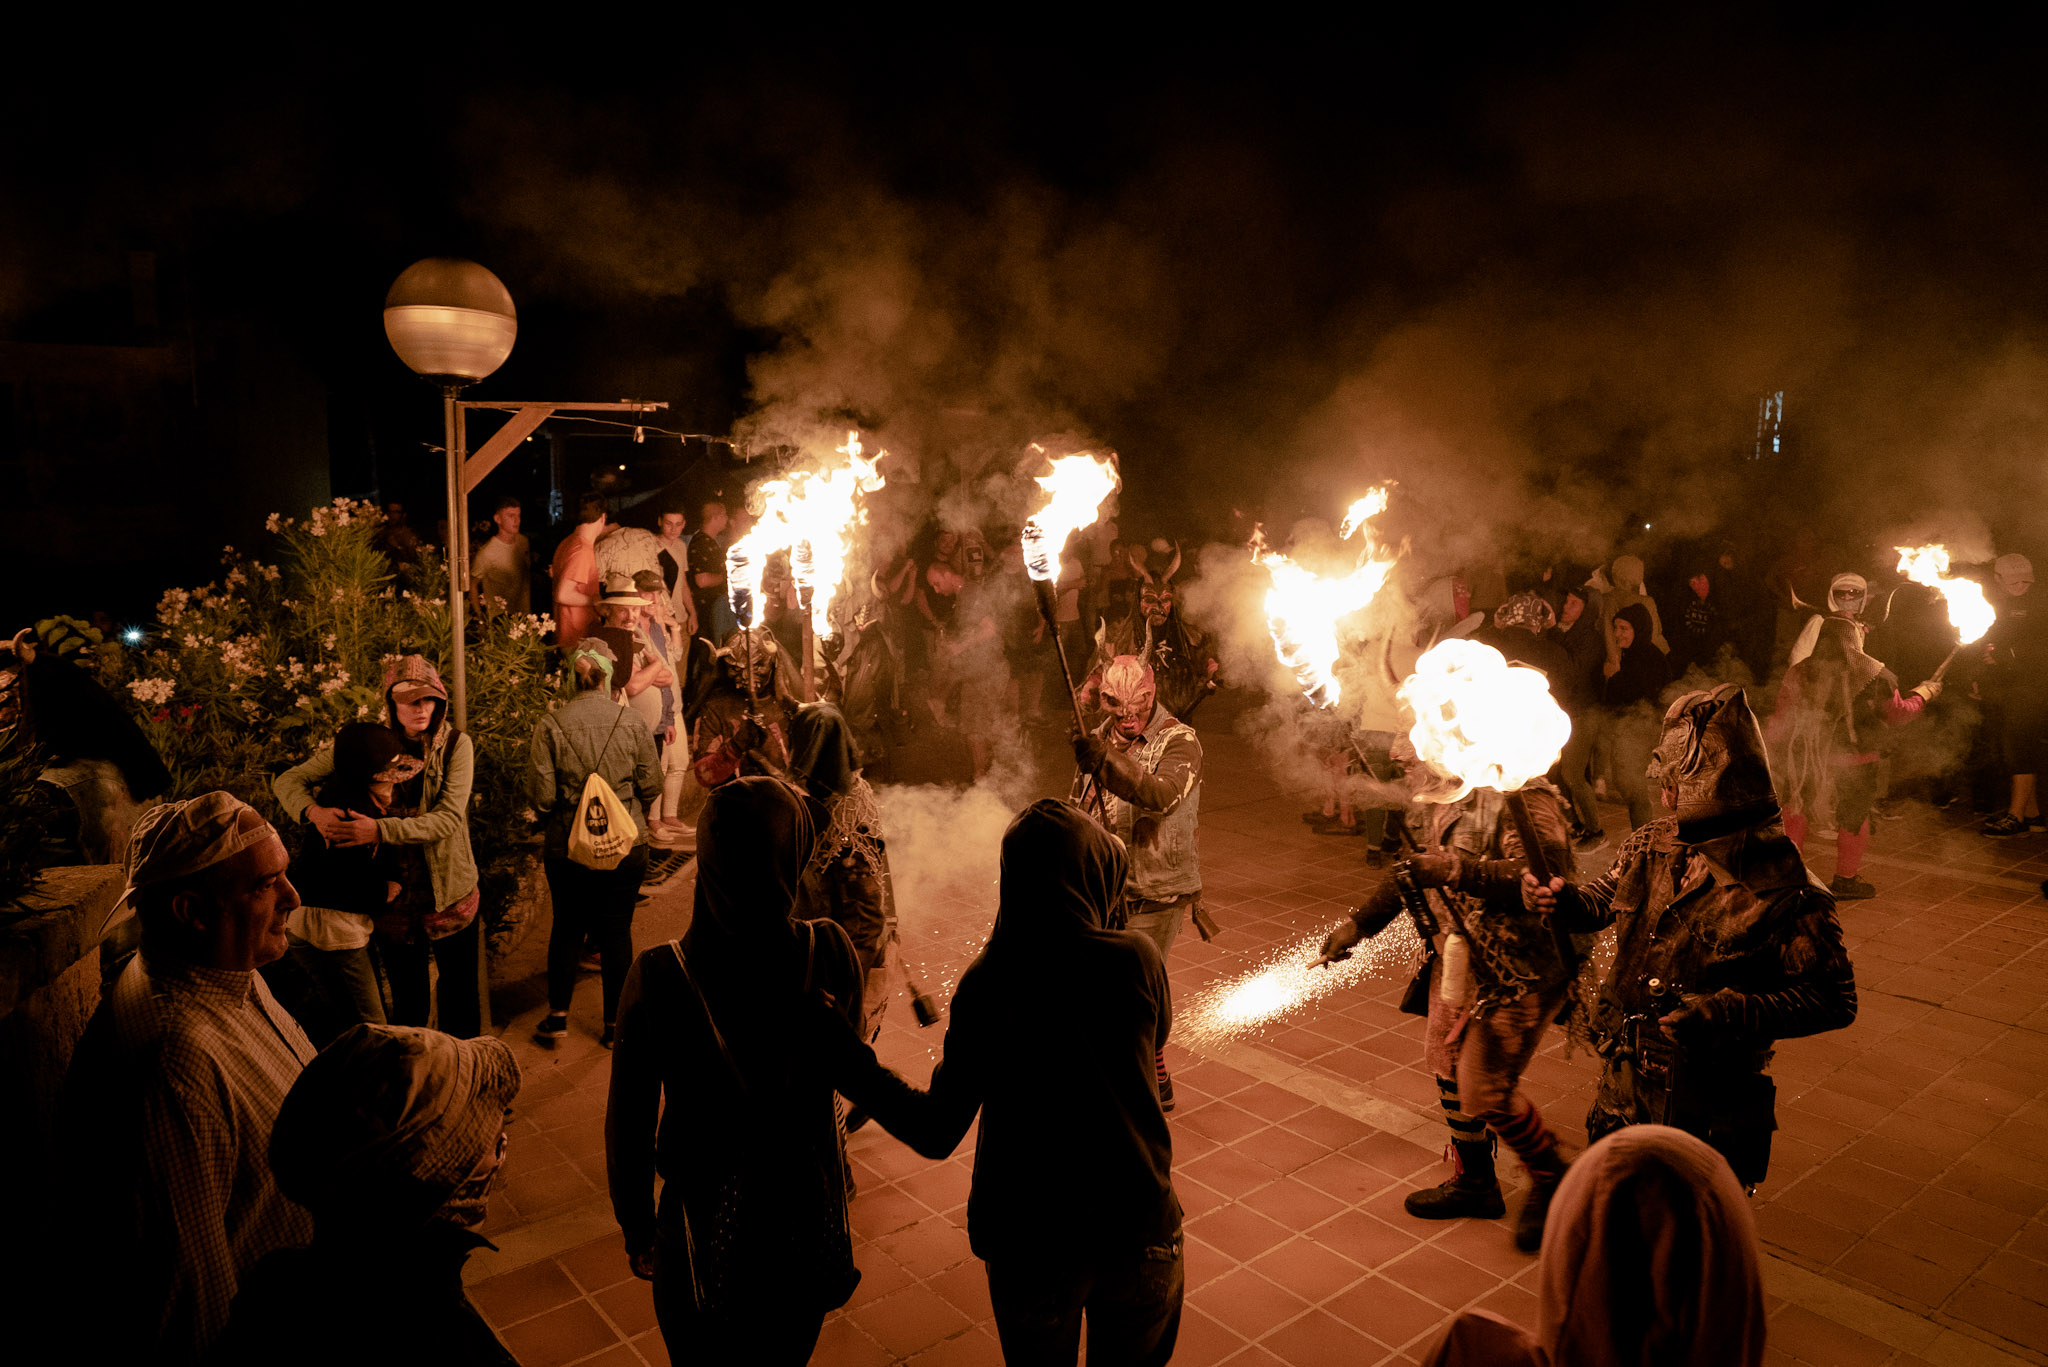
[1896,543,1995,646]
[1249,486,1397,709]
[1179,919,1422,1048]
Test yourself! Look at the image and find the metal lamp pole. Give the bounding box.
[442,383,469,728]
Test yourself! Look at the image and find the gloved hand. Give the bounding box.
[1072,729,1110,775]
[1317,918,1364,966]
[1520,872,1564,914]
[1910,678,1943,703]
[1657,992,1721,1049]
[1398,851,1459,888]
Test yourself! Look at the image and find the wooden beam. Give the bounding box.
[462,405,554,495]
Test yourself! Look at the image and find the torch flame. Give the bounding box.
[1250,487,1396,708]
[1399,638,1571,802]
[726,430,886,636]
[1895,544,1995,646]
[1021,453,1120,583]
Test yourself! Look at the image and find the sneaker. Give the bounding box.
[1983,814,2029,837]
[1829,874,1877,900]
[1159,1073,1176,1113]
[1403,1177,1506,1220]
[533,1012,569,1047]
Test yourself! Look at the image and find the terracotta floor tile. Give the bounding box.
[1832,1236,1972,1307]
[1308,1209,1422,1270]
[1258,1307,1388,1365]
[1346,1131,1442,1181]
[555,1235,636,1296]
[1184,1103,1277,1147]
[873,1217,977,1279]
[894,1159,975,1215]
[1188,1145,1288,1198]
[1249,1237,1369,1304]
[925,1259,996,1324]
[1171,1305,1251,1367]
[1324,1274,1452,1349]
[496,1298,622,1367]
[847,1283,973,1360]
[848,1182,937,1240]
[1199,1264,1315,1340]
[571,1343,641,1367]
[1282,1107,1377,1150]
[1379,1244,1500,1312]
[1249,1125,1337,1176]
[1294,1151,1394,1204]
[628,1329,670,1367]
[1422,1215,1533,1279]
[1764,1303,1893,1367]
[1243,1176,1353,1230]
[810,1315,892,1367]
[904,1327,1004,1366]
[1470,1279,1541,1334]
[1191,1203,1298,1262]
[470,1257,584,1328]
[1970,1248,2048,1301]
[592,1278,660,1339]
[1186,1234,1242,1290]
[1947,1277,2048,1355]
[1755,1201,1861,1265]
[498,1158,599,1222]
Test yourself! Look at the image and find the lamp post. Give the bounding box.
[383,258,518,730]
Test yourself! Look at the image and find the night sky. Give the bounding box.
[6,16,2047,623]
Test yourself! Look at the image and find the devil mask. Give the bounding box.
[1100,655,1157,739]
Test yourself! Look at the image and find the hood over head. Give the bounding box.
[382,655,451,743]
[1648,684,1780,839]
[1613,602,1655,646]
[789,702,860,801]
[1827,572,1869,617]
[1537,1125,1764,1367]
[1610,555,1646,593]
[687,776,816,959]
[989,799,1128,950]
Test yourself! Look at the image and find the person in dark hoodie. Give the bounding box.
[788,701,896,1041]
[606,778,865,1366]
[262,723,422,1045]
[1598,603,1672,833]
[1525,686,1857,1187]
[823,799,1183,1367]
[276,656,483,1037]
[209,1024,521,1367]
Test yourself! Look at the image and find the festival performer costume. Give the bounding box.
[1536,684,1857,1187]
[1083,543,1219,722]
[689,627,798,789]
[1320,772,1577,1251]
[1072,651,1202,1111]
[1768,617,1939,899]
[790,702,896,1042]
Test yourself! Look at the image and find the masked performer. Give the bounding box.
[689,626,798,789]
[1319,750,1577,1251]
[1768,617,1939,899]
[1528,685,1857,1188]
[1083,542,1219,723]
[1787,571,1870,666]
[1072,649,1201,1110]
[790,702,896,1042]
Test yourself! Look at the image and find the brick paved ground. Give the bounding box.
[466,695,2048,1366]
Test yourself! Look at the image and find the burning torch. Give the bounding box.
[1896,544,1995,681]
[1397,638,1578,978]
[1020,452,1121,732]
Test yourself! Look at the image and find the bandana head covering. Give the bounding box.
[568,636,619,693]
[1493,591,1558,635]
[1826,572,1868,616]
[270,1024,520,1232]
[111,791,275,933]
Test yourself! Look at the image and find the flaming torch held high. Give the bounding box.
[1021,451,1121,728]
[725,431,886,693]
[1896,544,1995,679]
[1250,487,1397,709]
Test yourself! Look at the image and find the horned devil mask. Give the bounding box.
[1100,655,1157,739]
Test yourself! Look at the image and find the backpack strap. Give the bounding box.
[670,939,746,1097]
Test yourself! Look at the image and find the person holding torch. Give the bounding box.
[1523,684,1858,1189]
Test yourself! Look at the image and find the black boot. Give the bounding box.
[1404,1138,1505,1219]
[1514,1168,1566,1252]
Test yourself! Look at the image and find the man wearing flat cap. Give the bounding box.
[59,792,317,1366]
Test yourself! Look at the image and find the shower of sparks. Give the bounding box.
[1896,543,1995,645]
[1179,918,1422,1048]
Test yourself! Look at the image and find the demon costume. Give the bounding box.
[1787,571,1870,667]
[1084,542,1218,723]
[1073,650,1202,1110]
[1320,775,1577,1251]
[689,627,799,789]
[1768,617,1937,899]
[1545,684,1857,1186]
[789,702,897,1042]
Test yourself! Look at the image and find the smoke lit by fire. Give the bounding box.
[1250,486,1397,710]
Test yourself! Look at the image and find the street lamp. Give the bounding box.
[384,258,517,730]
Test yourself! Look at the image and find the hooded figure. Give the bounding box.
[211,1026,521,1367]
[1599,554,1670,672]
[606,778,865,1366]
[1767,618,1937,898]
[1539,685,1857,1185]
[1787,571,1871,666]
[1599,604,1673,833]
[1419,1125,1764,1367]
[789,702,896,1038]
[826,799,1183,1367]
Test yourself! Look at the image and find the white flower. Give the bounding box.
[319,675,349,695]
[295,695,313,709]
[261,565,280,582]
[309,524,327,537]
[127,678,176,706]
[322,633,337,652]
[264,513,282,533]
[356,704,370,718]
[225,567,247,588]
